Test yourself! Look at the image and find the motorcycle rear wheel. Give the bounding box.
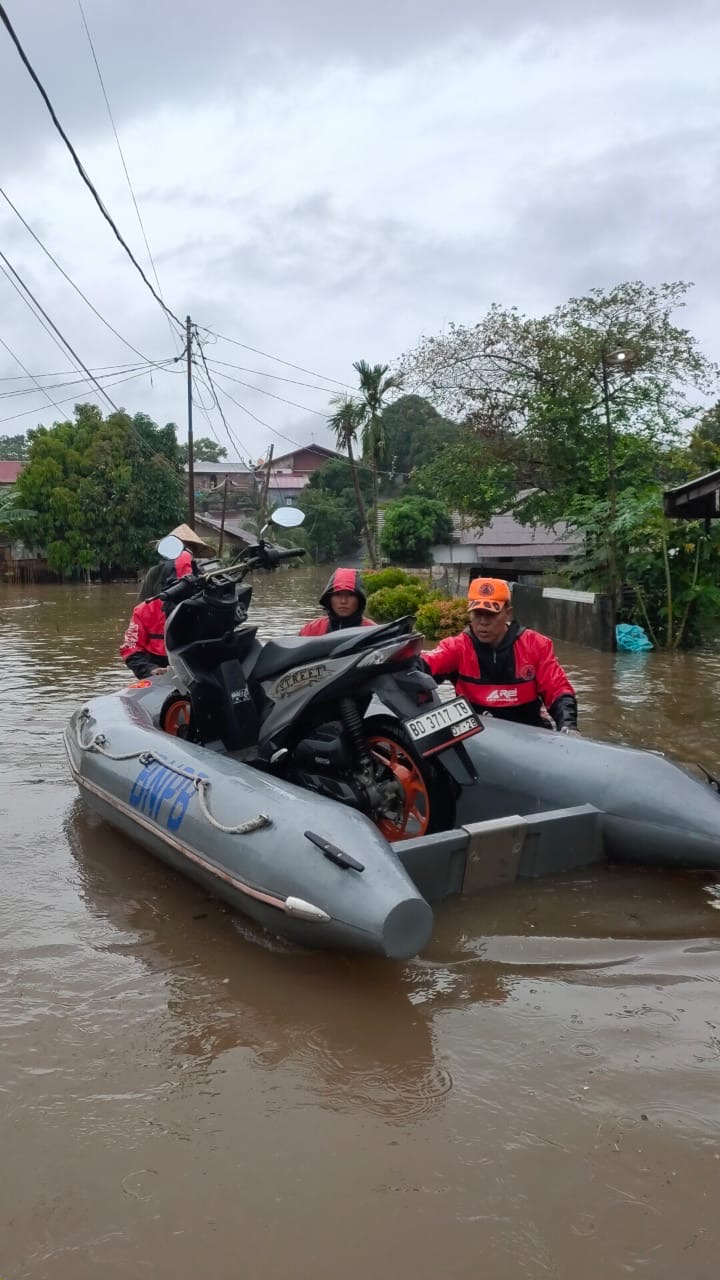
[363,715,455,841]
[159,690,198,741]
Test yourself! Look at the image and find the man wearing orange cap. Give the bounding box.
[423,577,579,733]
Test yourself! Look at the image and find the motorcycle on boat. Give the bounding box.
[152,510,482,842]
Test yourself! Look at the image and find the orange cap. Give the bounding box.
[467,577,512,613]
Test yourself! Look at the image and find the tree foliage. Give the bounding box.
[380,496,454,564]
[402,281,718,527]
[15,404,184,575]
[327,395,377,565]
[0,432,30,460]
[307,456,372,501]
[178,437,228,464]
[377,395,458,486]
[296,489,362,562]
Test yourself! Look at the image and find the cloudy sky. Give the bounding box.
[0,0,718,461]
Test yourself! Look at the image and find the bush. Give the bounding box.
[366,583,430,621]
[415,596,468,642]
[364,567,421,593]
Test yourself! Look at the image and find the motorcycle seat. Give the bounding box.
[251,626,373,682]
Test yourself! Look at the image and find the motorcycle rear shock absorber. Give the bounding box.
[339,698,372,772]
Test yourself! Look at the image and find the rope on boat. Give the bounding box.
[75,710,143,760]
[193,777,272,835]
[75,711,272,835]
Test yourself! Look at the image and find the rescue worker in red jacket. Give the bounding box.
[136,523,212,602]
[423,577,579,733]
[120,595,171,679]
[299,568,375,635]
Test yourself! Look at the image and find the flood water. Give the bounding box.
[2,566,720,1279]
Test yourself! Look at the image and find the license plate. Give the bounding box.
[405,697,482,756]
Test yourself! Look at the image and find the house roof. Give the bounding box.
[257,444,338,470]
[194,514,256,543]
[184,461,250,475]
[440,506,581,559]
[0,460,25,484]
[664,468,720,521]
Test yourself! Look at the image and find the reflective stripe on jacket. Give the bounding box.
[120,597,167,664]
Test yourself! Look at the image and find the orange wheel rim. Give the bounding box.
[366,735,430,841]
[163,699,192,736]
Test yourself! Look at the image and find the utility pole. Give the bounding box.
[260,443,274,525]
[185,314,195,527]
[219,475,229,557]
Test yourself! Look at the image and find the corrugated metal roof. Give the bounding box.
[0,460,25,484]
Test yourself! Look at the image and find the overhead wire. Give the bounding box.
[0,332,66,416]
[0,249,118,411]
[197,326,354,390]
[193,329,255,463]
[0,0,183,332]
[0,185,161,364]
[0,361,177,426]
[75,0,183,359]
[203,362,328,418]
[206,356,350,395]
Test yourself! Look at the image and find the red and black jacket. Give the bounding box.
[299,567,375,635]
[424,622,577,729]
[119,597,169,679]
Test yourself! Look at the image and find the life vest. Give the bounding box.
[424,625,574,726]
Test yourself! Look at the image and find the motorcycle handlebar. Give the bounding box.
[153,543,305,603]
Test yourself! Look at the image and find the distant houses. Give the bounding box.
[431,506,582,589]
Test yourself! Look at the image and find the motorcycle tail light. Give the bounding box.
[357,636,421,668]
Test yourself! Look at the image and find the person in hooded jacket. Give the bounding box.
[299,568,375,635]
[422,577,579,733]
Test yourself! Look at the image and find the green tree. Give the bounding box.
[0,432,29,460]
[178,437,228,464]
[378,395,458,486]
[401,282,716,525]
[307,456,372,501]
[327,395,378,566]
[16,404,184,578]
[380,496,454,564]
[567,485,720,649]
[353,359,403,548]
[297,489,361,562]
[687,401,720,474]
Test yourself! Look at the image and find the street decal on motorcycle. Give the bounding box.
[129,757,206,832]
[272,663,328,699]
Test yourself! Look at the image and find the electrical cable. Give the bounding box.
[0,248,119,411]
[0,332,66,415]
[0,185,158,363]
[0,1,183,331]
[197,325,353,390]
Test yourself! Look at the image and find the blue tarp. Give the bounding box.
[616,623,653,652]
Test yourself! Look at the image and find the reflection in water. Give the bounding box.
[65,800,458,1124]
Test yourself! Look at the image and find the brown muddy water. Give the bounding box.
[2,566,720,1279]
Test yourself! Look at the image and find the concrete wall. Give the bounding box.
[512,584,615,652]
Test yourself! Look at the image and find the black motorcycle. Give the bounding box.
[153,514,481,841]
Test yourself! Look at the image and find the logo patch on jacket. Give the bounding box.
[485,688,519,703]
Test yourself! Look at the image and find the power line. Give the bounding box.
[0,0,183,331]
[0,332,66,415]
[0,359,165,384]
[0,185,158,363]
[198,326,354,390]
[0,362,173,426]
[0,361,155,400]
[76,0,182,359]
[194,330,254,462]
[206,356,349,395]
[0,247,119,411]
[204,361,328,418]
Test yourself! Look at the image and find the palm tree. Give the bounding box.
[327,395,378,567]
[353,359,403,552]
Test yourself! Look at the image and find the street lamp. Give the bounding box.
[599,347,639,622]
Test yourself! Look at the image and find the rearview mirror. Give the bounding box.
[157,534,184,559]
[271,507,305,529]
